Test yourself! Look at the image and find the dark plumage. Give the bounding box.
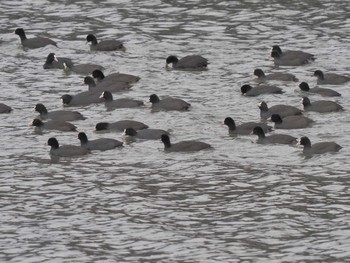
[254,68,298,82]
[86,34,125,51]
[258,101,303,119]
[149,94,191,111]
[161,134,211,152]
[48,137,89,157]
[83,76,131,93]
[78,132,123,151]
[272,45,315,61]
[35,103,85,121]
[241,84,284,96]
[100,91,144,110]
[299,82,341,97]
[92,70,140,85]
[43,53,73,69]
[224,117,272,135]
[95,121,148,132]
[301,97,343,113]
[166,55,208,70]
[124,127,169,140]
[271,50,309,66]
[32,118,77,132]
[271,114,313,129]
[64,63,105,75]
[83,76,99,91]
[61,92,103,107]
[0,103,12,113]
[314,70,350,85]
[300,136,341,155]
[252,126,297,145]
[15,28,57,49]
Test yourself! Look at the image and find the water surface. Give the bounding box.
[0,0,350,262]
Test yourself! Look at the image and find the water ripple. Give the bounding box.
[1,0,350,262]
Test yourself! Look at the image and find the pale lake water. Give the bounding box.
[0,0,350,262]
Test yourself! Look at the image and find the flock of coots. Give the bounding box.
[228,45,347,156]
[5,28,349,158]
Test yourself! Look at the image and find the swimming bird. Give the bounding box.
[314,70,350,85]
[301,97,343,113]
[272,45,315,61]
[83,76,100,91]
[271,50,309,66]
[32,118,77,132]
[166,55,208,70]
[299,136,341,155]
[253,68,298,82]
[298,82,341,97]
[95,120,148,132]
[35,103,85,121]
[224,117,272,135]
[92,70,140,85]
[241,84,283,96]
[83,76,131,92]
[86,34,125,51]
[61,92,103,107]
[161,134,211,152]
[64,62,105,75]
[124,127,169,140]
[43,53,73,69]
[15,28,57,49]
[270,114,313,129]
[78,132,123,151]
[0,103,12,113]
[47,137,89,157]
[252,126,297,145]
[258,101,303,119]
[100,91,144,110]
[149,94,191,111]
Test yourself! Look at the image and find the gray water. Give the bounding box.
[1,0,350,262]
